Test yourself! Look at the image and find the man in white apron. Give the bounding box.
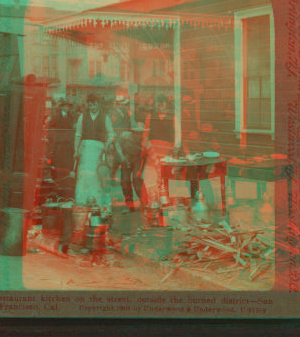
[73,93,116,208]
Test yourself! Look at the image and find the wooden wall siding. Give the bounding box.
[179,5,274,158]
[164,0,271,15]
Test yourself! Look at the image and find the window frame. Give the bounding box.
[33,56,42,74]
[234,5,275,139]
[42,56,50,77]
[51,56,58,79]
[67,59,81,81]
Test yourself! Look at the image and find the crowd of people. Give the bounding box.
[44,91,220,217]
[41,91,222,257]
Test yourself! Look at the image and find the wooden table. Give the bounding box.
[227,159,294,217]
[161,157,228,215]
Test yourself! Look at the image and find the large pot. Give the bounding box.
[41,203,63,238]
[69,206,90,252]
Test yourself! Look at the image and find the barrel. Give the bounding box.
[0,208,29,256]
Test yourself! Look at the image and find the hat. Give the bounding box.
[182,96,195,104]
[199,123,217,133]
[59,99,72,108]
[156,94,168,104]
[188,131,199,140]
[115,95,129,105]
[87,93,103,103]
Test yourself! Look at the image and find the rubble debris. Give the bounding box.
[159,262,183,284]
[167,214,273,282]
[28,196,274,285]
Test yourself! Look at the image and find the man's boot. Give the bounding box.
[121,182,135,214]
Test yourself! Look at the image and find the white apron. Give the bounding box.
[75,140,105,206]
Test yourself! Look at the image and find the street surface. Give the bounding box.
[23,251,225,290]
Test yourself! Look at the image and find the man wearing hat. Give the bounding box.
[134,93,151,126]
[73,93,116,208]
[109,95,147,213]
[47,99,74,180]
[108,95,131,183]
[141,93,181,205]
[66,92,81,131]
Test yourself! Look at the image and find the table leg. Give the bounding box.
[262,182,267,197]
[257,182,262,199]
[231,179,236,202]
[256,182,267,199]
[220,174,226,216]
[161,177,170,202]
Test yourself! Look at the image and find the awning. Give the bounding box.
[44,11,233,46]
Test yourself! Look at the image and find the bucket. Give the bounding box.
[137,226,173,260]
[0,208,29,256]
[58,205,73,249]
[145,206,163,226]
[70,206,90,251]
[86,224,109,254]
[41,203,63,237]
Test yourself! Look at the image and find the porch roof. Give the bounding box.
[43,9,233,45]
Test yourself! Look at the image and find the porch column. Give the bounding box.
[174,20,181,146]
[128,40,138,128]
[17,35,25,76]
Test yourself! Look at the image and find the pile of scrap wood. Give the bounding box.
[169,213,274,282]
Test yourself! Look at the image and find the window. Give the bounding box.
[33,31,40,45]
[121,60,127,81]
[234,6,275,138]
[33,56,41,74]
[107,55,113,76]
[51,39,59,51]
[42,56,49,77]
[89,60,95,77]
[133,59,140,83]
[67,59,81,81]
[152,60,158,77]
[112,56,120,77]
[96,60,102,75]
[51,56,58,79]
[42,35,49,46]
[159,60,165,77]
[183,60,195,80]
[183,61,188,80]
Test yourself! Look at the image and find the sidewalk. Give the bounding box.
[28,196,277,291]
[25,173,286,291]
